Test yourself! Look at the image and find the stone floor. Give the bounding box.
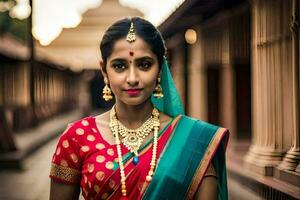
[0,137,56,200]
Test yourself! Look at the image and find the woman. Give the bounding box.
[49,17,229,200]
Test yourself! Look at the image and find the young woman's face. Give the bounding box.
[102,36,160,106]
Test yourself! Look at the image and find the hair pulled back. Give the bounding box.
[100,17,166,72]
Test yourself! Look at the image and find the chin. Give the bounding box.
[119,96,151,106]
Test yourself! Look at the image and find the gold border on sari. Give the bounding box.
[186,127,228,199]
[50,163,81,183]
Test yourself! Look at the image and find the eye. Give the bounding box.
[138,61,152,70]
[112,62,126,71]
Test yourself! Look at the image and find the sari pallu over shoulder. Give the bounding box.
[142,116,229,200]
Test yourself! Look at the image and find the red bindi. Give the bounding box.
[129,51,134,56]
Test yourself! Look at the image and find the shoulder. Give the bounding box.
[94,110,110,127]
[181,115,224,128]
[179,116,229,153]
[59,116,95,139]
[179,115,228,138]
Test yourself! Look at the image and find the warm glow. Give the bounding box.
[0,0,31,19]
[0,1,15,12]
[10,0,31,20]
[6,0,185,45]
[185,29,197,44]
[119,0,185,26]
[33,0,102,46]
[32,24,62,46]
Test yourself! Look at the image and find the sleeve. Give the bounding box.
[49,123,82,185]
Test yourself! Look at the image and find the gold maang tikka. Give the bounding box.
[126,22,136,43]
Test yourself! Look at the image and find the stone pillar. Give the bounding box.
[200,21,237,134]
[219,26,237,139]
[187,26,208,120]
[171,39,186,107]
[278,0,300,172]
[244,0,293,175]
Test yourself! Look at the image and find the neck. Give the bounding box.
[114,100,154,129]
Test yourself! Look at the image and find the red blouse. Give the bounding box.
[50,116,175,200]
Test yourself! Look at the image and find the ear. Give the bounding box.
[99,59,107,78]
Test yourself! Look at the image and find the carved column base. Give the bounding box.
[277,147,300,171]
[244,145,284,176]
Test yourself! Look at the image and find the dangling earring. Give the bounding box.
[153,77,163,99]
[102,77,113,101]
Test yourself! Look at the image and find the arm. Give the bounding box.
[194,163,218,200]
[194,176,218,200]
[50,180,80,200]
[49,123,82,200]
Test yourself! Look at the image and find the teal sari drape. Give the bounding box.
[142,116,229,200]
[146,58,228,199]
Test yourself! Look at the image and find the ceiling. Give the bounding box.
[35,0,143,72]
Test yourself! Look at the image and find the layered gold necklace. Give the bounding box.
[118,113,154,157]
[109,105,160,198]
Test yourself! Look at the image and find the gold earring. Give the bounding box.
[102,77,113,101]
[153,77,163,99]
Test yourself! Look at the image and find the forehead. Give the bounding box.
[109,36,155,59]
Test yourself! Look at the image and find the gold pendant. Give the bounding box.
[123,133,141,155]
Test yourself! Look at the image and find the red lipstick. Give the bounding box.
[125,89,142,96]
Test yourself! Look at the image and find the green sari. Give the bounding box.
[144,59,229,199]
[142,116,229,200]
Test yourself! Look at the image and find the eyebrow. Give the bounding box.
[110,58,126,63]
[110,56,154,63]
[135,56,154,62]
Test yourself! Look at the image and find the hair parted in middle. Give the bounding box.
[100,17,167,72]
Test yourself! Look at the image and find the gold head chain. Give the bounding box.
[126,21,136,43]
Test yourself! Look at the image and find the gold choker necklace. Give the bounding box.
[109,105,160,198]
[118,115,154,156]
[110,105,158,156]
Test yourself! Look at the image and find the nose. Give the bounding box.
[126,66,139,87]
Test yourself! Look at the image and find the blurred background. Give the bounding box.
[0,0,300,199]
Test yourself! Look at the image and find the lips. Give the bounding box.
[124,88,143,96]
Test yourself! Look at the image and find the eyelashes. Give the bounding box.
[137,61,153,69]
[111,60,153,71]
[112,62,126,70]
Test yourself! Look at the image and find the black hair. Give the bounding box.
[100,17,166,72]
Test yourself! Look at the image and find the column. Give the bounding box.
[170,38,186,107]
[244,0,293,175]
[278,0,300,172]
[187,26,208,120]
[219,26,237,139]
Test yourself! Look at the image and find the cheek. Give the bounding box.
[147,68,159,88]
[143,73,158,90]
[106,71,123,91]
[109,78,122,89]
